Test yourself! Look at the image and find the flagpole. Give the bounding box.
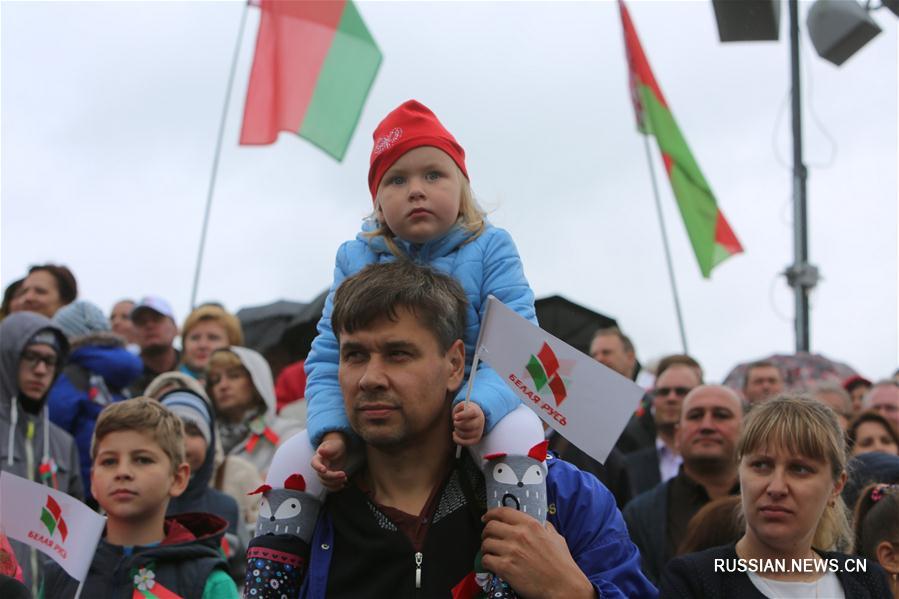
[73,580,84,599]
[455,350,482,458]
[189,1,252,309]
[641,135,689,354]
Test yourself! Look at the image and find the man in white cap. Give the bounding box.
[129,296,180,396]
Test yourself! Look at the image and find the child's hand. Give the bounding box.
[312,431,348,491]
[452,402,485,446]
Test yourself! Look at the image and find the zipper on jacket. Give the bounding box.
[414,551,423,589]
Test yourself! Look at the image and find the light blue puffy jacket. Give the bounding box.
[304,220,537,445]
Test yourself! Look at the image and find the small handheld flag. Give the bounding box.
[0,471,105,586]
[473,296,643,464]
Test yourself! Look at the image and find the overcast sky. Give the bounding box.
[2,0,896,383]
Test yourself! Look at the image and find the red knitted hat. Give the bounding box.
[368,100,468,200]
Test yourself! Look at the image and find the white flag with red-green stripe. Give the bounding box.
[0,471,105,583]
[475,296,643,464]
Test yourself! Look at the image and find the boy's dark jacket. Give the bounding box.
[42,512,229,598]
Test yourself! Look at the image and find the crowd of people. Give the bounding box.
[1,99,897,599]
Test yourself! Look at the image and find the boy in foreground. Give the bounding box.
[42,398,238,598]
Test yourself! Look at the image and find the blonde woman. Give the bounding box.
[179,304,243,381]
[661,395,892,598]
[207,346,302,475]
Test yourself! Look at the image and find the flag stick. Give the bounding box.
[463,351,482,406]
[455,349,482,458]
[74,580,84,599]
[641,135,689,354]
[189,1,251,308]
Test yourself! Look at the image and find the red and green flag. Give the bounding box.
[526,343,568,406]
[240,0,382,160]
[40,495,68,542]
[619,0,743,278]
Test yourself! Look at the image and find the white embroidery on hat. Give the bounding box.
[373,127,403,155]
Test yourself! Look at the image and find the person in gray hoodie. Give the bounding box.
[0,311,82,595]
[206,346,303,475]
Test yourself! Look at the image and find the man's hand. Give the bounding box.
[311,431,348,491]
[481,508,596,599]
[452,402,485,446]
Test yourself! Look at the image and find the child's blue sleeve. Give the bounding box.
[453,227,537,433]
[304,243,358,446]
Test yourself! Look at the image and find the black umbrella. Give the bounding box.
[279,291,328,360]
[535,295,617,355]
[236,291,328,377]
[239,292,616,376]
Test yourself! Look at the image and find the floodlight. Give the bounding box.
[712,0,781,41]
[807,0,882,65]
[883,0,899,19]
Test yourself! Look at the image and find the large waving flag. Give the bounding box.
[619,0,743,278]
[240,0,382,160]
[0,471,105,585]
[474,297,643,463]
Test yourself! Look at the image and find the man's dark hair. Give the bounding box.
[591,327,634,355]
[742,360,783,389]
[28,264,78,304]
[657,354,703,382]
[331,260,468,353]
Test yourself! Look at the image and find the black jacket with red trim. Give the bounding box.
[42,512,229,598]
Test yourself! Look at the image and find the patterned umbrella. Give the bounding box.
[723,352,858,392]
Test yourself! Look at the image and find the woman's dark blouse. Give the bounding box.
[660,543,892,599]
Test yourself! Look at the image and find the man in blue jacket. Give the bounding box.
[247,260,656,599]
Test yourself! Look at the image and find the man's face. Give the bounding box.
[676,387,743,466]
[743,366,784,404]
[18,343,58,401]
[867,385,899,429]
[589,334,634,378]
[652,364,701,429]
[338,308,464,449]
[132,310,177,351]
